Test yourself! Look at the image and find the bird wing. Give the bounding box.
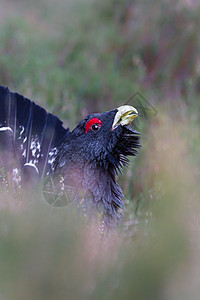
[0,86,69,180]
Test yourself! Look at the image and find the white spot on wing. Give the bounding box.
[18,126,25,140]
[20,126,24,135]
[22,149,26,157]
[30,138,41,158]
[48,147,58,166]
[0,127,13,133]
[24,163,39,174]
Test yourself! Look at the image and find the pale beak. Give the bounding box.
[112,105,138,130]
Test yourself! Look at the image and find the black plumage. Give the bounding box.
[0,86,140,226]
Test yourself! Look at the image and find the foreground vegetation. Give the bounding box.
[0,0,200,299]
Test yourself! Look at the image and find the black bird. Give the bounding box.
[0,86,140,226]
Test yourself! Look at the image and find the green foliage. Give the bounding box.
[0,0,200,299]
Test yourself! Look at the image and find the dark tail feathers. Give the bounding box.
[0,86,69,180]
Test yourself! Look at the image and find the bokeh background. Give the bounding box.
[0,0,200,299]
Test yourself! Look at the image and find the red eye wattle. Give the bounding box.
[85,118,103,133]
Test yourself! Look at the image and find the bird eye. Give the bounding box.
[91,124,101,131]
[85,118,103,133]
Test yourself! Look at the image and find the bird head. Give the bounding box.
[58,105,140,170]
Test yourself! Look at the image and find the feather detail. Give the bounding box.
[0,86,69,179]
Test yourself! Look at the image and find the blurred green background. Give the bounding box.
[0,0,200,299]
